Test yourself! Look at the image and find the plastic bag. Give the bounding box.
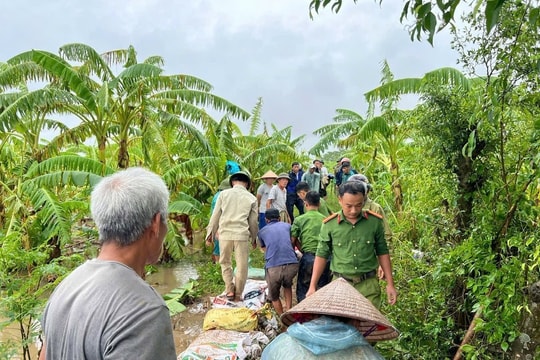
[287,316,368,355]
[241,280,267,309]
[247,266,266,280]
[261,332,385,360]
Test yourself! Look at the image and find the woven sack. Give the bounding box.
[203,307,258,332]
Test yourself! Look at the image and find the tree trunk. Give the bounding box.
[510,281,540,358]
[118,138,130,169]
[390,160,403,213]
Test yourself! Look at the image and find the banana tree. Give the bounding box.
[312,60,411,212]
[2,43,250,170]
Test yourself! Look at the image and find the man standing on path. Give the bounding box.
[267,173,291,223]
[347,173,393,280]
[39,167,177,360]
[301,164,321,197]
[306,181,397,309]
[291,191,331,302]
[207,171,259,301]
[256,170,278,229]
[286,162,304,223]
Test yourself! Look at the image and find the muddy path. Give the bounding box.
[171,299,210,354]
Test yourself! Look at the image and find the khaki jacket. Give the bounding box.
[207,185,258,242]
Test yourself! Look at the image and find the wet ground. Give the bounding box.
[171,300,210,354]
[146,261,208,354]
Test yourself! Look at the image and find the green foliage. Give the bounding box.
[378,241,458,359]
[0,241,83,359]
[1,8,539,355]
[249,249,266,269]
[308,0,511,45]
[163,280,199,316]
[194,261,224,297]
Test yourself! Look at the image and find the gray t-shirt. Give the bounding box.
[41,259,176,360]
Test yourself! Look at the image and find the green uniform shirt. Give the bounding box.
[290,209,325,254]
[364,198,392,243]
[319,198,333,217]
[316,210,389,276]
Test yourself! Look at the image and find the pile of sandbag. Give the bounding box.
[179,329,267,360]
[178,279,279,360]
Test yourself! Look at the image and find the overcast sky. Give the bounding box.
[1,0,462,152]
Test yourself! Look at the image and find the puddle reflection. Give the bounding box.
[146,260,199,295]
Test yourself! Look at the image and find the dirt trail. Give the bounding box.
[171,299,210,354]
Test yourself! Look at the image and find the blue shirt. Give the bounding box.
[258,221,298,269]
[286,170,304,194]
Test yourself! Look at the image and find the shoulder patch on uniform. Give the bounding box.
[365,210,383,219]
[323,213,339,223]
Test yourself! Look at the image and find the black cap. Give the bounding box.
[229,171,251,188]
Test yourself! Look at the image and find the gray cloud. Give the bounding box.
[1,0,461,152]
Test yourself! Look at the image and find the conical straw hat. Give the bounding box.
[281,278,399,341]
[259,170,278,179]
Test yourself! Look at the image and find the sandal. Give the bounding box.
[218,293,236,301]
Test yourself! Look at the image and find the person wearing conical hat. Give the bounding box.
[265,278,397,359]
[306,181,397,309]
[256,170,278,229]
[281,277,399,342]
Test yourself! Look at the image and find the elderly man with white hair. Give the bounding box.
[39,167,176,360]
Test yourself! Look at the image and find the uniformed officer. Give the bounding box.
[306,181,397,309]
[347,173,393,280]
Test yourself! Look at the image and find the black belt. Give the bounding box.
[333,270,376,284]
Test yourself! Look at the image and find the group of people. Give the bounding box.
[206,160,398,317]
[256,160,332,226]
[37,160,398,359]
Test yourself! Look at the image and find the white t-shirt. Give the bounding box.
[257,183,274,213]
